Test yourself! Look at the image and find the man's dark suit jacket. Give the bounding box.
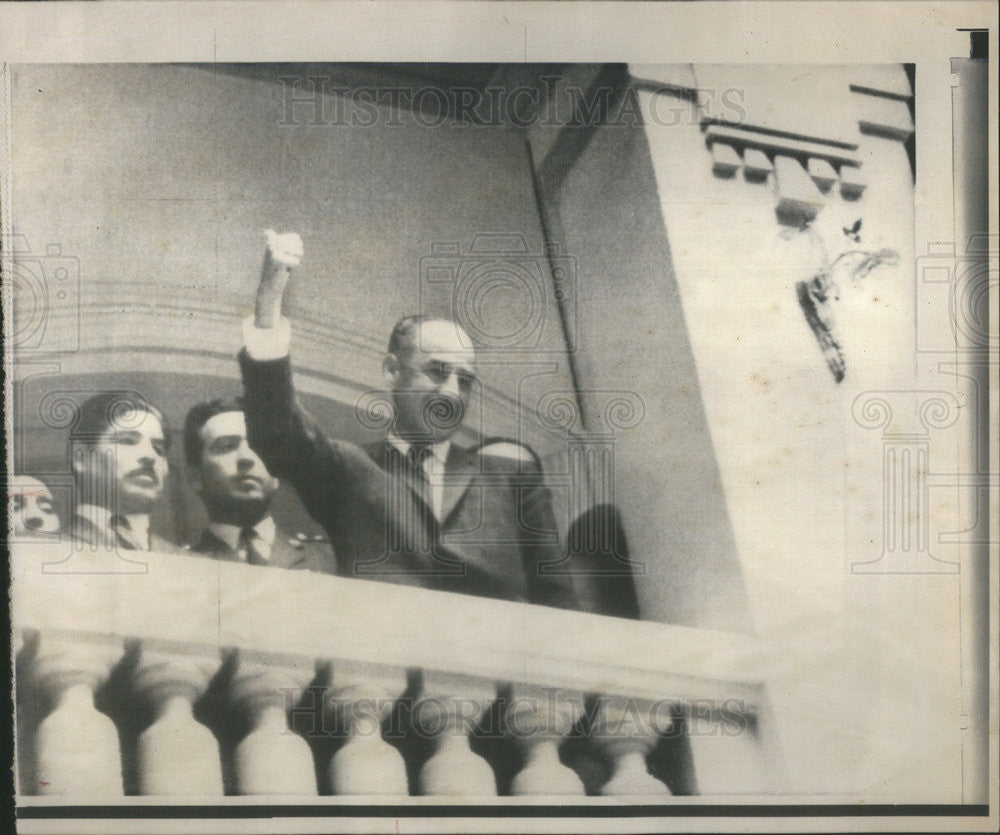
[189,526,328,573]
[69,511,183,553]
[239,352,578,610]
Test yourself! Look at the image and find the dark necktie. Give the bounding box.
[238,526,268,565]
[407,444,431,477]
[406,444,433,511]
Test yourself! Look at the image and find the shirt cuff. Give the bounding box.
[242,315,291,361]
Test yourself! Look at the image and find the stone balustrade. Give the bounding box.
[12,545,772,799]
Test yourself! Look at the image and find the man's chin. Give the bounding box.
[208,495,272,525]
[117,486,161,514]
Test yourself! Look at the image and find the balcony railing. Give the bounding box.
[13,544,772,799]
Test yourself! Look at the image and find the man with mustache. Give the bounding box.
[68,391,177,551]
[237,231,578,608]
[183,398,331,571]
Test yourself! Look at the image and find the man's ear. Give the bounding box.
[383,353,401,387]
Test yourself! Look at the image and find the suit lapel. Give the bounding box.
[440,444,476,524]
[196,529,238,560]
[72,512,142,550]
[70,513,103,547]
[368,438,474,523]
[113,521,145,551]
[268,536,308,570]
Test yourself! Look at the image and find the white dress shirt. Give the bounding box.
[386,433,450,520]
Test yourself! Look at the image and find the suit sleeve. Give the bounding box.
[520,465,581,611]
[238,347,431,585]
[476,443,580,612]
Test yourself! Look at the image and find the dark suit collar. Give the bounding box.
[195,523,307,568]
[195,528,236,558]
[72,506,146,550]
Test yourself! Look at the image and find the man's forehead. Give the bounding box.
[103,408,164,437]
[411,319,476,363]
[11,475,52,498]
[200,410,247,439]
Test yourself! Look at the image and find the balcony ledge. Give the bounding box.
[13,544,765,707]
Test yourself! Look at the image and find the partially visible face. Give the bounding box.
[195,411,278,514]
[388,319,477,442]
[77,409,169,515]
[10,476,60,536]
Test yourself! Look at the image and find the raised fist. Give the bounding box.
[264,228,304,269]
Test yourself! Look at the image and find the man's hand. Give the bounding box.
[255,229,303,329]
[264,229,304,270]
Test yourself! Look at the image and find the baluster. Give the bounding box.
[507,686,585,795]
[15,629,38,795]
[684,701,769,794]
[229,656,317,795]
[133,649,223,795]
[327,662,408,795]
[595,697,672,796]
[29,634,124,795]
[417,674,497,796]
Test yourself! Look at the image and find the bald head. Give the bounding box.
[388,316,475,363]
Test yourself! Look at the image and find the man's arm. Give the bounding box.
[241,230,343,523]
[519,465,580,611]
[240,231,431,584]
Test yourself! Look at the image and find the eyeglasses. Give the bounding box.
[401,359,477,392]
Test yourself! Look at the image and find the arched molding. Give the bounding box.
[12,299,569,455]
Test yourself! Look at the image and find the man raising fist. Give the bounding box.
[238,230,577,609]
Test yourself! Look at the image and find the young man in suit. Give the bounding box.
[238,230,578,609]
[183,398,331,572]
[68,391,177,552]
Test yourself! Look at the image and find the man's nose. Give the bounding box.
[439,370,461,398]
[24,515,43,530]
[236,439,258,465]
